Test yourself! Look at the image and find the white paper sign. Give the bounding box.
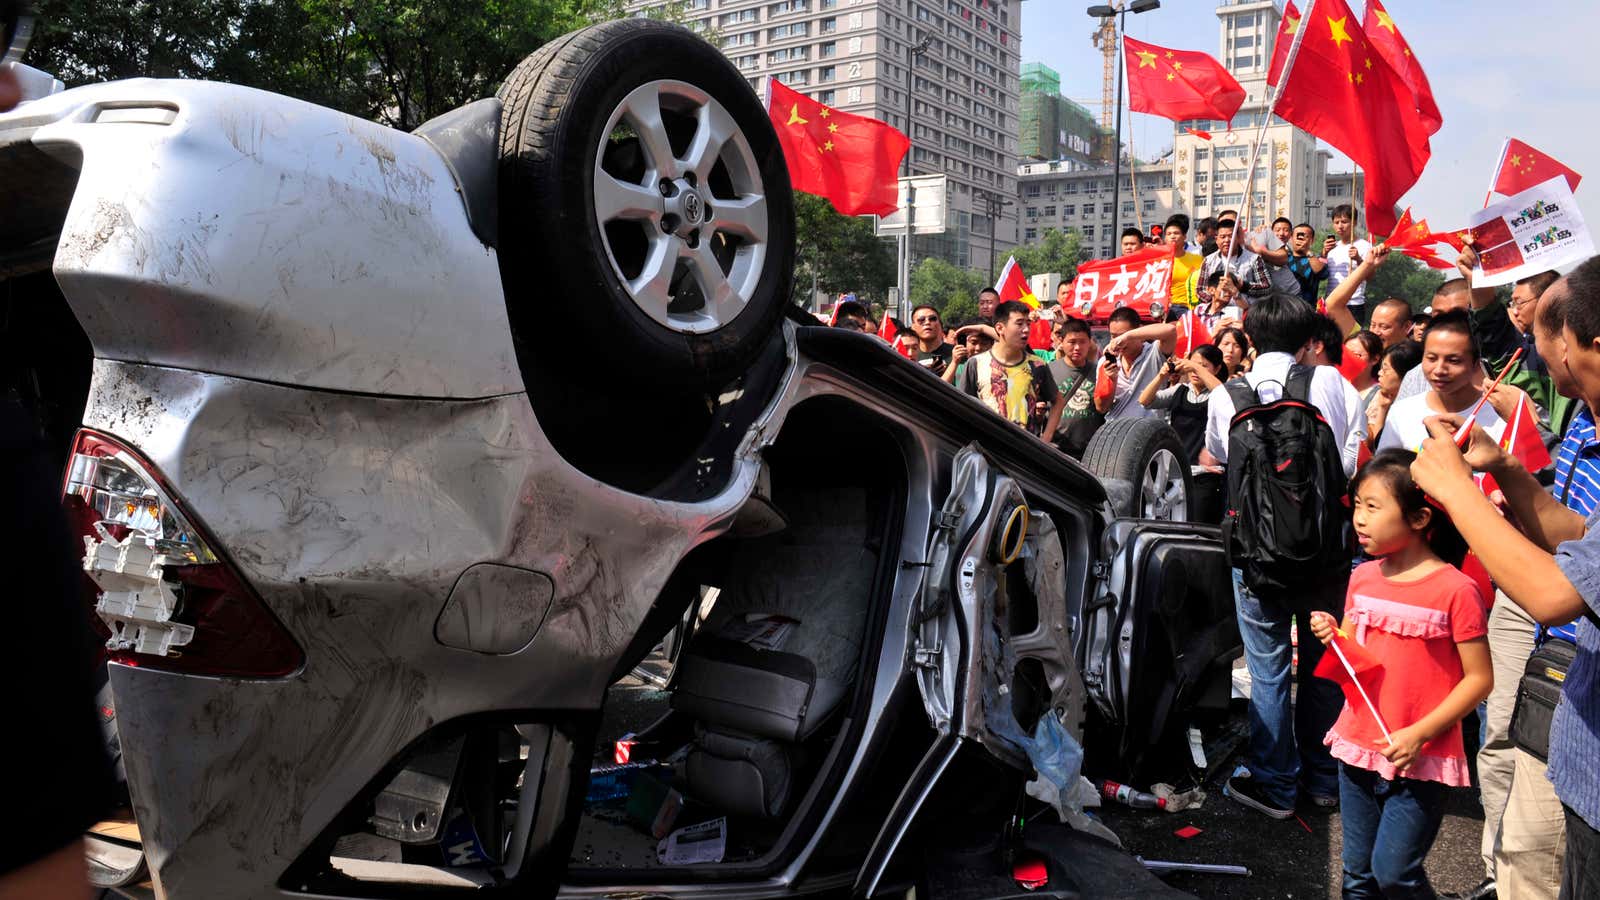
[657,817,726,865]
[1468,176,1594,288]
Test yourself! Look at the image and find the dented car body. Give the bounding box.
[3,23,1242,900]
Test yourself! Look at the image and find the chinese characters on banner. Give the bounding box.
[1068,246,1175,322]
[1469,176,1595,287]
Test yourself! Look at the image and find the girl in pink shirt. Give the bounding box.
[1309,448,1493,898]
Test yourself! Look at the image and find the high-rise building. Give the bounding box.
[1016,0,1368,261]
[629,0,1023,275]
[1019,63,1109,165]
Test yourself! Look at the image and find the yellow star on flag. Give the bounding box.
[1136,50,1158,68]
[786,104,808,126]
[1165,51,1174,58]
[822,140,834,152]
[1285,14,1300,35]
[819,107,831,118]
[1166,72,1175,81]
[1403,47,1411,57]
[1509,153,1522,168]
[1355,72,1365,85]
[1364,57,1372,69]
[1374,9,1396,32]
[1173,61,1183,70]
[1327,15,1354,48]
[828,122,838,133]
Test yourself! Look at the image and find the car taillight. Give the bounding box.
[62,429,305,678]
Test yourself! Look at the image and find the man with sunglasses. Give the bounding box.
[908,304,953,377]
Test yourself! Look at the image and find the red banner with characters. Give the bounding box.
[1066,245,1175,323]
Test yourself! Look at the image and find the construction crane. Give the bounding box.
[1090,8,1117,134]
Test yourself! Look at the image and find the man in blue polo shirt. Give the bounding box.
[1412,259,1600,900]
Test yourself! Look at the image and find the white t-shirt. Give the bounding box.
[1376,392,1507,453]
[1109,342,1163,421]
[1205,352,1365,476]
[1326,238,1374,306]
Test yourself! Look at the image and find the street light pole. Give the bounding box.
[1088,1,1159,256]
[897,33,932,323]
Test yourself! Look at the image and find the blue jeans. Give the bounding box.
[1233,568,1346,807]
[1340,763,1444,898]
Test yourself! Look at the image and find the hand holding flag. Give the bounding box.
[1309,614,1392,742]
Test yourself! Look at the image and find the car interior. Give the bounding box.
[568,396,907,874]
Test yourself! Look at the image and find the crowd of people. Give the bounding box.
[840,205,1599,900]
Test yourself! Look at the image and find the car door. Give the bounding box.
[911,443,1087,766]
[857,444,1089,896]
[1081,518,1240,780]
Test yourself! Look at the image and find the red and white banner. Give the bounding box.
[1066,245,1175,323]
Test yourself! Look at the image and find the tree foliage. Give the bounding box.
[28,0,674,131]
[910,257,985,322]
[791,193,896,308]
[1007,227,1083,283]
[1363,251,1448,313]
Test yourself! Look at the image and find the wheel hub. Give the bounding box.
[661,178,706,238]
[593,79,770,335]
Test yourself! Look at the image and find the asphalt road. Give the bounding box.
[1098,752,1488,899]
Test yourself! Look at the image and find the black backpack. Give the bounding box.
[1222,365,1351,593]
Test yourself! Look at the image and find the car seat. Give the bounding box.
[669,485,878,819]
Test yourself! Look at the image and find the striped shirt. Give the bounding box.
[1548,406,1599,643]
[1548,507,1600,831]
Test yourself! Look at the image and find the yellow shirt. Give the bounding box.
[1170,251,1203,309]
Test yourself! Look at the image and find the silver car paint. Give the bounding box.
[16,77,1107,898]
[10,79,522,399]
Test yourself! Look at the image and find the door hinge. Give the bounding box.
[913,639,943,668]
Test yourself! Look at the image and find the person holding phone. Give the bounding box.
[1324,204,1374,327]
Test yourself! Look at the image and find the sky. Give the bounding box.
[1019,0,1600,234]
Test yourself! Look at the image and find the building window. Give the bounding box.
[720,8,758,25]
[1042,205,1055,217]
[820,41,837,57]
[770,22,809,39]
[1083,226,1094,240]
[1143,200,1157,212]
[723,31,757,48]
[1024,184,1041,198]
[1024,227,1037,241]
[1063,182,1078,195]
[769,0,808,13]
[768,46,808,63]
[815,89,837,105]
[818,65,836,82]
[820,15,837,32]
[1062,204,1075,217]
[1122,203,1134,216]
[775,70,809,86]
[1083,203,1095,215]
[1025,206,1038,218]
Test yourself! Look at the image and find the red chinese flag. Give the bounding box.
[1123,36,1246,124]
[766,78,910,217]
[878,313,898,343]
[1312,628,1387,731]
[1271,0,1431,237]
[1176,309,1211,358]
[1501,393,1553,472]
[1386,208,1433,250]
[1491,138,1583,198]
[1363,0,1442,135]
[1185,127,1213,141]
[995,256,1040,309]
[1266,1,1303,88]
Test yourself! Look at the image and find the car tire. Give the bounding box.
[497,19,795,387]
[1081,418,1194,521]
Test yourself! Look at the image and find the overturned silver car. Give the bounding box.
[2,19,1241,899]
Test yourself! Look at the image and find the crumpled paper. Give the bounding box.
[1151,782,1207,813]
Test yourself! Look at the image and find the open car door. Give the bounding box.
[1081,519,1240,781]
[858,444,1087,895]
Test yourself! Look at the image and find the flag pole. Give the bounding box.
[1240,0,1317,235]
[1330,638,1392,743]
[1483,137,1510,208]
